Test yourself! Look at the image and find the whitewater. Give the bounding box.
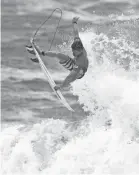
[1,28,139,174]
[1,0,139,175]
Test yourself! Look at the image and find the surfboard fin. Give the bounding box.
[30,58,39,63]
[25,45,35,55]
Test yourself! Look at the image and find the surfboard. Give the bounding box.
[30,41,74,112]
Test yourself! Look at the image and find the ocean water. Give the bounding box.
[1,0,139,175]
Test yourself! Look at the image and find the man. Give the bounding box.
[26,17,89,90]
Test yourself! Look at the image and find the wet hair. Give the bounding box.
[71,40,83,51]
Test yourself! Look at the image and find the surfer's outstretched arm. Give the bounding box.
[43,51,70,62]
[26,43,70,63]
[26,43,69,60]
[72,17,80,38]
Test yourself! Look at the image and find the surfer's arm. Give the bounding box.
[42,51,70,61]
[43,51,62,58]
[72,17,80,38]
[28,41,69,60]
[28,43,65,58]
[42,51,57,57]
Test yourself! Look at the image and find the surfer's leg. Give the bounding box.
[76,67,87,79]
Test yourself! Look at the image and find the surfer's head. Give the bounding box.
[71,40,83,57]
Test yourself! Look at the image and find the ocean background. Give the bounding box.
[1,0,139,174]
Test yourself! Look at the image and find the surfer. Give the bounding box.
[26,17,89,90]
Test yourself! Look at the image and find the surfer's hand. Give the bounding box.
[54,85,61,91]
[72,17,79,24]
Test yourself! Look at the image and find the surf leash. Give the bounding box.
[31,8,62,51]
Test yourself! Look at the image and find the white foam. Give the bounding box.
[0,119,70,175]
[1,14,139,175]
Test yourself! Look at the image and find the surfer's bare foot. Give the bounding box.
[30,58,39,63]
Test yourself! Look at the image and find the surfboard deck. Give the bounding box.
[30,41,74,112]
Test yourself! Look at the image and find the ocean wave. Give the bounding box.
[1,2,139,174]
[1,67,66,82]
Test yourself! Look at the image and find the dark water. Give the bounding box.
[1,0,88,123]
[2,0,139,124]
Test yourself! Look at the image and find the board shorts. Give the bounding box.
[59,57,87,79]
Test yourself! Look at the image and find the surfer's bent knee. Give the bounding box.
[72,66,87,79]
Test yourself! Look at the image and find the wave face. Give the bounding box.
[2,27,139,175]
